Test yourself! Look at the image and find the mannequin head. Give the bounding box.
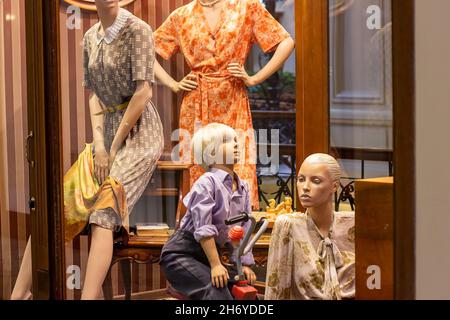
[297,153,341,209]
[95,0,119,10]
[191,123,240,170]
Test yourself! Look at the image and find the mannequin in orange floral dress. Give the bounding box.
[153,0,294,209]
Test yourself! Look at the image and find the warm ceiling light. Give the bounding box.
[5,14,16,21]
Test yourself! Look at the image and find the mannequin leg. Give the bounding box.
[81,225,113,300]
[11,237,33,300]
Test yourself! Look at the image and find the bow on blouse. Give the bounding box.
[317,237,344,300]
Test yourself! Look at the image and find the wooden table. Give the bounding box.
[102,235,270,300]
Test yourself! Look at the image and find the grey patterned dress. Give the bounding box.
[82,9,164,232]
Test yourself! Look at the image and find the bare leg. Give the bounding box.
[11,237,33,300]
[81,225,113,300]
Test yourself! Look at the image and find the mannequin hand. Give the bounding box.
[211,264,230,288]
[227,63,257,87]
[173,74,198,93]
[243,266,256,284]
[94,147,109,185]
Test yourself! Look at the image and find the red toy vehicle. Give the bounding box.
[166,212,268,300]
[225,212,269,300]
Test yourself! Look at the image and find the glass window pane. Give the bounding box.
[0,0,31,300]
[248,0,297,211]
[329,0,393,211]
[60,0,190,300]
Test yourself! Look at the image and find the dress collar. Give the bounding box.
[96,8,132,45]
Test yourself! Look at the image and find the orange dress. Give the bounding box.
[154,0,291,209]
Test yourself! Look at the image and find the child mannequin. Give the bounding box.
[160,123,257,300]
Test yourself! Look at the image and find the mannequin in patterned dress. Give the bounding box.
[153,0,295,210]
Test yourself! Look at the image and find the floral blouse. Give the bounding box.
[265,212,355,300]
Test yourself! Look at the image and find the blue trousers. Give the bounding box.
[160,230,237,300]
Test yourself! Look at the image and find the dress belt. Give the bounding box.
[193,71,234,82]
[95,99,130,116]
[191,71,240,125]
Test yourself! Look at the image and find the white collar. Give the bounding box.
[96,8,132,45]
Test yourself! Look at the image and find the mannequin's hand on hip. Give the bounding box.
[227,63,257,87]
[173,74,198,93]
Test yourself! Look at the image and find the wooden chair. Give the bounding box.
[102,161,190,300]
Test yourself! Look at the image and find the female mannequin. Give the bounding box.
[153,0,295,210]
[11,0,163,300]
[265,154,355,300]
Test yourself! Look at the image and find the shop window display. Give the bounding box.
[0,0,399,301]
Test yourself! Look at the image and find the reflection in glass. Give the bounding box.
[60,0,192,300]
[329,0,393,211]
[247,0,297,211]
[0,0,31,300]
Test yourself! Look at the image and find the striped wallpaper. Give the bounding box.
[0,0,190,300]
[0,0,30,300]
[60,0,190,300]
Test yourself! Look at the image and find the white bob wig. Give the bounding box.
[191,123,237,170]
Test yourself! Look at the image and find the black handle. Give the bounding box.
[26,131,34,167]
[28,197,36,212]
[255,217,267,230]
[225,213,249,225]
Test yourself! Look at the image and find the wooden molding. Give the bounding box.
[392,0,415,300]
[25,0,66,299]
[295,0,330,171]
[63,0,136,11]
[26,0,49,300]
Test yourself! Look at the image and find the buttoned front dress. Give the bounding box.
[154,0,291,210]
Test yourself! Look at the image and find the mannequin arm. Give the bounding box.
[252,37,295,85]
[89,92,106,152]
[110,81,152,157]
[154,59,178,92]
[154,59,198,93]
[227,36,295,87]
[200,237,230,288]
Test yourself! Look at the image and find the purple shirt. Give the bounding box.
[180,167,255,266]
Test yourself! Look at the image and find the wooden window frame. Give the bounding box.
[25,0,415,299]
[25,0,65,299]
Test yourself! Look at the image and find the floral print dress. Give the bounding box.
[154,0,291,209]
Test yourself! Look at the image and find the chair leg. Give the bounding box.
[120,260,132,300]
[102,267,113,300]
